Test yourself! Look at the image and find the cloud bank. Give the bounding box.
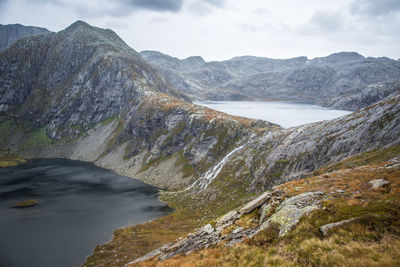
[0,0,399,60]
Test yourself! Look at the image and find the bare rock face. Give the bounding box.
[0,21,186,139]
[0,23,50,51]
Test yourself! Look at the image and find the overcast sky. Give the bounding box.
[0,0,399,61]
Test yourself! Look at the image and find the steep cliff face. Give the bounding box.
[141,50,400,110]
[0,21,187,140]
[0,23,50,51]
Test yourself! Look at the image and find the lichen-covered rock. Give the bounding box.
[265,191,325,236]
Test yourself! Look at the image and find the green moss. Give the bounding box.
[20,127,52,151]
[174,151,195,178]
[100,116,118,126]
[139,153,175,172]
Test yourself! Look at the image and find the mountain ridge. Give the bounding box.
[140,50,400,110]
[0,23,50,51]
[0,21,399,267]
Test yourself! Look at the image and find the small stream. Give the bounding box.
[0,158,172,267]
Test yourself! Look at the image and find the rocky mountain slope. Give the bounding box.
[140,51,400,110]
[0,23,50,51]
[0,20,187,141]
[0,21,399,267]
[1,21,399,196]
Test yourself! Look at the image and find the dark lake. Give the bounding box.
[0,158,172,267]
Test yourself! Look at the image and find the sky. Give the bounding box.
[0,0,399,61]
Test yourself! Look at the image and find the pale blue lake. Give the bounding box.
[195,101,352,128]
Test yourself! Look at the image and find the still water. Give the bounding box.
[0,158,171,267]
[196,101,352,128]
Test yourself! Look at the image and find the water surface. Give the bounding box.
[195,101,351,128]
[0,158,171,267]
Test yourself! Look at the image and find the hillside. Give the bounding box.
[140,51,400,110]
[0,23,50,51]
[0,21,399,267]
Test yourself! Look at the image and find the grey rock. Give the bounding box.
[232,227,245,234]
[259,202,273,225]
[267,191,325,236]
[215,210,239,228]
[0,23,50,51]
[369,179,390,189]
[199,224,214,234]
[239,191,271,214]
[320,218,359,237]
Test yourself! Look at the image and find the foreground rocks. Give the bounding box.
[127,189,327,265]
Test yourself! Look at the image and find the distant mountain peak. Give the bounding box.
[64,20,91,31]
[0,23,50,51]
[311,51,364,64]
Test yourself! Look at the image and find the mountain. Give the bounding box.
[0,20,187,140]
[140,50,400,110]
[0,23,50,51]
[0,21,399,267]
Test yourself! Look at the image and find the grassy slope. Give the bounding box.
[134,145,400,267]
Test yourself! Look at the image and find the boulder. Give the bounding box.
[369,179,390,189]
[320,218,358,237]
[267,191,325,236]
[239,191,271,214]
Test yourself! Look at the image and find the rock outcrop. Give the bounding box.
[127,188,327,264]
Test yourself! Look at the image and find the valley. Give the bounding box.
[0,20,399,267]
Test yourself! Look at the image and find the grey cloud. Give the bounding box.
[127,0,183,12]
[187,0,226,16]
[351,0,400,16]
[310,10,343,32]
[203,0,226,8]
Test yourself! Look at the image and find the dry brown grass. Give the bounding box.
[83,210,203,267]
[133,147,400,267]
